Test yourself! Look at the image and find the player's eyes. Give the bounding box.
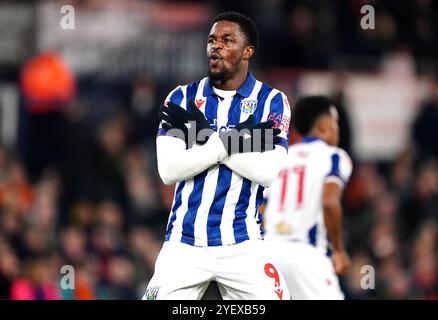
[207,37,233,45]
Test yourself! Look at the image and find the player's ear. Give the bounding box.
[243,45,254,60]
[312,116,324,136]
[318,115,332,138]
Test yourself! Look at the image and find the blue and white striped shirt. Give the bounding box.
[158,73,291,246]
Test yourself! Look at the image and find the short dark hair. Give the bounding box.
[213,11,259,52]
[293,96,333,135]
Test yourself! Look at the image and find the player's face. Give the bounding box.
[327,106,340,146]
[207,21,253,83]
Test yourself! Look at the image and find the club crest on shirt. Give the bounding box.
[144,286,160,300]
[240,98,257,114]
[275,222,293,235]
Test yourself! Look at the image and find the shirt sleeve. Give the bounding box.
[221,146,287,188]
[156,133,227,185]
[324,148,353,188]
[157,85,185,138]
[266,91,291,150]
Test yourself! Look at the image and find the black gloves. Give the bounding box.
[219,115,281,155]
[159,100,214,146]
[159,100,281,154]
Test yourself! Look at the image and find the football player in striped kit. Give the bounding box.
[263,96,353,300]
[143,11,291,300]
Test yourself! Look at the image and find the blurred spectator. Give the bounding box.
[403,159,438,238]
[20,51,76,182]
[330,73,353,156]
[0,240,20,299]
[123,146,162,228]
[410,220,438,299]
[130,74,158,145]
[412,79,438,160]
[10,256,61,300]
[87,115,130,209]
[343,252,376,299]
[104,255,137,299]
[59,226,88,266]
[369,193,400,260]
[270,3,331,68]
[378,256,411,299]
[344,163,386,253]
[20,51,76,115]
[128,227,161,285]
[0,159,33,215]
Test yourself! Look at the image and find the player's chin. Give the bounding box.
[208,69,223,80]
[208,67,232,83]
[208,65,222,75]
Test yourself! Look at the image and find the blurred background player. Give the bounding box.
[143,11,291,300]
[263,96,352,300]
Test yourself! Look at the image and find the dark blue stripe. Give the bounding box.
[257,211,264,237]
[270,92,284,116]
[186,81,200,108]
[227,95,244,127]
[180,170,208,245]
[308,224,317,246]
[207,165,233,246]
[236,72,256,97]
[301,136,321,143]
[326,246,333,257]
[252,186,265,238]
[233,178,252,243]
[326,235,333,257]
[253,84,273,123]
[165,181,185,241]
[169,87,184,105]
[270,92,289,144]
[277,137,289,150]
[205,95,219,129]
[203,78,215,96]
[157,128,167,137]
[255,185,265,217]
[158,87,184,137]
[326,153,344,183]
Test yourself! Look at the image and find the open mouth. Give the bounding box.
[209,53,222,63]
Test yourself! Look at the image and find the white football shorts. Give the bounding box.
[267,241,344,300]
[143,240,290,300]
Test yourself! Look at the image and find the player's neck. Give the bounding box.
[212,70,248,91]
[308,130,327,144]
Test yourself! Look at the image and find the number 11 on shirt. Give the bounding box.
[278,165,306,212]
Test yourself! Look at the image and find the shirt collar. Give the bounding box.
[203,72,256,98]
[300,135,322,143]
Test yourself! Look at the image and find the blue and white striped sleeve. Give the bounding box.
[325,149,353,188]
[157,86,185,137]
[267,91,291,150]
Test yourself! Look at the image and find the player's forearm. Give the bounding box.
[221,147,286,187]
[323,201,344,252]
[156,133,227,185]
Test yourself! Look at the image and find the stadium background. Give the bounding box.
[0,0,437,300]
